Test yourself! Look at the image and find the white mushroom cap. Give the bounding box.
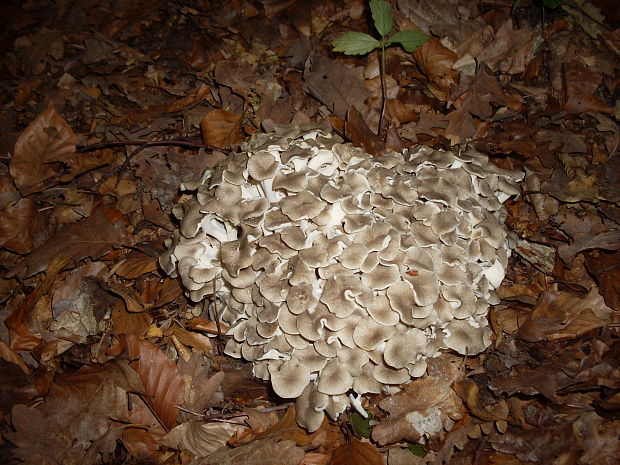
[162,128,522,431]
[268,358,311,399]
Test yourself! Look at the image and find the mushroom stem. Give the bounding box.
[349,393,368,418]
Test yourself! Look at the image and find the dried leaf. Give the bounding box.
[517,288,614,342]
[6,360,143,464]
[6,256,68,350]
[114,250,159,278]
[162,421,247,457]
[372,357,465,445]
[346,106,385,156]
[0,359,38,415]
[10,106,77,194]
[452,378,509,422]
[119,334,185,430]
[204,438,305,465]
[7,403,82,465]
[177,354,222,413]
[0,197,36,254]
[304,54,370,119]
[44,360,144,445]
[445,106,475,145]
[200,109,243,147]
[332,437,385,465]
[557,229,620,265]
[12,206,127,278]
[413,38,458,98]
[562,61,613,114]
[586,251,620,310]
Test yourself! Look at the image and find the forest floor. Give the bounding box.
[0,0,619,464]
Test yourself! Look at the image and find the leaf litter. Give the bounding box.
[0,0,618,464]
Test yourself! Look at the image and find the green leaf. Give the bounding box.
[369,0,393,37]
[332,32,381,55]
[385,29,430,52]
[407,442,426,457]
[350,411,374,439]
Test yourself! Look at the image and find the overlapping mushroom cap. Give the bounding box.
[160,127,523,432]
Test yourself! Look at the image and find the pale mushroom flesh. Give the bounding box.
[161,127,523,432]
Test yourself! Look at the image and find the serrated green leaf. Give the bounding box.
[385,29,430,52]
[350,411,374,439]
[332,32,380,55]
[369,0,393,37]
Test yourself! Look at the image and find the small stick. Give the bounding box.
[76,139,232,154]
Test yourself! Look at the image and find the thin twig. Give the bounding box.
[76,139,232,154]
[378,42,387,139]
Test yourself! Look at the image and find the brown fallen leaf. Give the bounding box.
[9,106,77,194]
[119,334,185,430]
[413,38,458,100]
[5,360,144,465]
[517,287,614,342]
[166,83,213,113]
[204,437,305,465]
[445,105,476,146]
[12,205,128,278]
[162,421,247,457]
[345,106,385,156]
[200,109,243,147]
[0,358,38,415]
[586,250,620,310]
[303,53,370,119]
[7,403,83,465]
[331,437,385,465]
[557,229,620,265]
[0,197,36,254]
[372,356,465,445]
[452,378,509,422]
[562,61,613,114]
[114,250,160,279]
[6,256,68,350]
[177,353,223,414]
[259,406,342,449]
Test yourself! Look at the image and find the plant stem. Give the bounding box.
[378,40,387,139]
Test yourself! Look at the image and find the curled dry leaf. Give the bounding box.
[372,357,465,445]
[517,287,614,342]
[162,421,247,457]
[413,38,458,100]
[452,378,509,422]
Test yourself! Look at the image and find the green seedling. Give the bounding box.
[332,0,429,137]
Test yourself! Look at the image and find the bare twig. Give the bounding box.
[76,139,232,154]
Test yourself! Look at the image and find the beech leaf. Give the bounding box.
[119,334,185,430]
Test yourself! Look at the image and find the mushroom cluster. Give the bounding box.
[160,127,523,431]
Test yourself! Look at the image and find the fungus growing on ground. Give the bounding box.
[160,127,523,431]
